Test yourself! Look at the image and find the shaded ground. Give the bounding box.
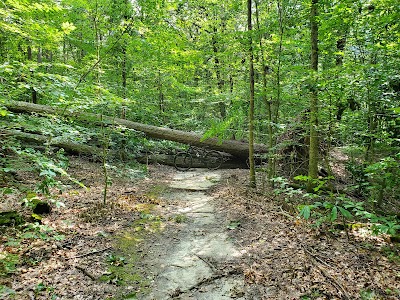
[1,157,400,299]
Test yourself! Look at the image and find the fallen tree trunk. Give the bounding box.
[2,129,248,169]
[1,129,102,157]
[136,153,248,169]
[4,101,268,158]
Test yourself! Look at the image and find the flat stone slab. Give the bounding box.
[139,170,244,300]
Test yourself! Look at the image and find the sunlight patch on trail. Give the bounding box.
[168,169,221,190]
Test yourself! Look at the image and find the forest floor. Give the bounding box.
[1,157,400,299]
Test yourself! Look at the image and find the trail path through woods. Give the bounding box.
[4,159,400,299]
[139,169,245,299]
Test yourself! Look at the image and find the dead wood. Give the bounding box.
[4,101,268,159]
[67,247,112,260]
[298,240,350,299]
[75,266,97,281]
[2,129,102,157]
[136,153,247,169]
[171,268,242,297]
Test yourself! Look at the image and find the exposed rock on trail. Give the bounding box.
[139,169,245,299]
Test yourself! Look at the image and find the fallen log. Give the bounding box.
[4,101,268,159]
[136,153,248,169]
[1,129,101,157]
[2,129,248,169]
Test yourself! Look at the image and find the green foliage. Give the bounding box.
[298,194,400,238]
[0,252,19,276]
[14,147,84,194]
[346,152,400,207]
[298,198,353,227]
[364,153,400,206]
[34,282,57,299]
[227,220,241,230]
[18,223,65,242]
[294,175,334,192]
[107,254,126,267]
[173,214,188,223]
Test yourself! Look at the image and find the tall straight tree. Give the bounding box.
[248,0,256,188]
[308,0,319,191]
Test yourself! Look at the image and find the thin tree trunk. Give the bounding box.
[27,45,37,104]
[255,0,276,186]
[308,0,319,192]
[121,0,129,100]
[248,0,256,188]
[158,70,164,115]
[212,26,226,119]
[122,46,127,99]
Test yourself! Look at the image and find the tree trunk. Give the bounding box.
[4,101,268,159]
[248,0,256,188]
[1,129,102,157]
[2,129,249,169]
[255,0,276,186]
[308,0,319,192]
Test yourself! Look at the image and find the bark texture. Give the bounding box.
[308,0,319,191]
[2,129,102,157]
[4,101,268,159]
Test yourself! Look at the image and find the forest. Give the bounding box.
[0,0,399,299]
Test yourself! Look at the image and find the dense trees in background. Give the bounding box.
[1,0,399,205]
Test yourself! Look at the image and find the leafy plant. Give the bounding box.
[7,146,85,195]
[298,193,400,239]
[294,175,334,193]
[364,154,400,207]
[173,214,188,223]
[10,223,65,242]
[227,220,241,230]
[0,252,19,276]
[107,254,126,267]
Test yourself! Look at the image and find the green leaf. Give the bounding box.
[294,175,309,182]
[330,206,338,222]
[0,109,8,117]
[390,107,400,114]
[338,206,353,219]
[299,205,311,220]
[31,213,43,221]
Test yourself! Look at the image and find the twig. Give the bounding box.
[195,254,217,272]
[300,243,332,269]
[250,230,265,242]
[76,265,97,281]
[67,247,112,259]
[298,240,350,299]
[170,269,240,298]
[275,206,295,219]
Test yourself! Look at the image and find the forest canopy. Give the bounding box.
[0,0,399,195]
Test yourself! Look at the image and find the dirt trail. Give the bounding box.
[139,169,245,300]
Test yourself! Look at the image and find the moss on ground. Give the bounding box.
[108,201,165,299]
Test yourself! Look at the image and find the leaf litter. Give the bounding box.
[0,157,399,299]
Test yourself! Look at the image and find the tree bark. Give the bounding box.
[2,129,249,168]
[4,101,268,159]
[1,129,102,157]
[248,0,256,188]
[308,0,319,192]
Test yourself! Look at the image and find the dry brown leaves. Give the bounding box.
[214,170,400,300]
[1,158,174,299]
